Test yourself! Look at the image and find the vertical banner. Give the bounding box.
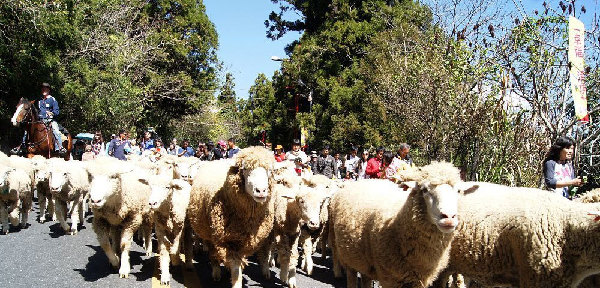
[300,127,308,146]
[568,16,589,123]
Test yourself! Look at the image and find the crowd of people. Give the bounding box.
[78,130,240,162]
[271,138,415,181]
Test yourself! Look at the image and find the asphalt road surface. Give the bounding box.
[0,197,347,288]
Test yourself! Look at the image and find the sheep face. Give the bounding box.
[176,161,199,182]
[89,174,120,209]
[420,183,459,233]
[242,167,271,203]
[146,179,191,209]
[296,186,330,230]
[0,169,12,187]
[49,171,69,193]
[35,168,49,184]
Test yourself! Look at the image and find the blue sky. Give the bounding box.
[204,0,300,99]
[205,0,597,99]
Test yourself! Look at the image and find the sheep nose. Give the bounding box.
[440,213,456,219]
[254,187,266,195]
[149,201,157,207]
[91,199,101,204]
[308,221,319,229]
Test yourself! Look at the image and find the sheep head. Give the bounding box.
[88,172,122,209]
[34,167,49,184]
[141,177,191,210]
[49,170,69,193]
[235,146,276,203]
[0,168,14,188]
[413,162,469,234]
[285,183,333,230]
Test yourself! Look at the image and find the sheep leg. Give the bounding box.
[8,200,20,227]
[48,196,56,221]
[300,233,314,275]
[78,196,85,226]
[286,234,300,288]
[20,197,31,228]
[140,220,153,257]
[183,224,194,270]
[118,225,136,278]
[38,193,47,223]
[69,199,80,235]
[55,200,70,233]
[169,227,184,265]
[229,259,243,288]
[346,267,358,288]
[158,237,171,286]
[279,247,292,285]
[93,218,120,269]
[360,274,373,288]
[257,242,273,279]
[0,201,9,234]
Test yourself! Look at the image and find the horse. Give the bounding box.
[10,97,72,160]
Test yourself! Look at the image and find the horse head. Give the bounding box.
[11,98,34,126]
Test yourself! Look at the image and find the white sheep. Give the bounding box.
[141,176,192,286]
[298,174,339,276]
[186,146,284,288]
[0,166,33,234]
[87,157,153,278]
[30,156,56,223]
[436,182,600,288]
[328,162,469,288]
[257,166,330,288]
[48,158,89,235]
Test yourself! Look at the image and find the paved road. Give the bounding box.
[0,197,346,288]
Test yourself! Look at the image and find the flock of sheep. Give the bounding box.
[2,146,600,288]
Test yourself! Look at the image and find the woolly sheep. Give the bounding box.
[30,156,56,222]
[87,157,153,278]
[0,166,32,234]
[257,165,320,288]
[437,182,600,288]
[328,162,469,288]
[48,158,90,235]
[186,146,281,288]
[298,174,338,276]
[142,176,192,286]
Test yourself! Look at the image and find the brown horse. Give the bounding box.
[10,97,72,160]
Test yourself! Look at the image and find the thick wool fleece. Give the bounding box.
[187,146,276,266]
[444,185,600,288]
[329,179,455,288]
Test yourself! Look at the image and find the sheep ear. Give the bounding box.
[460,184,480,195]
[418,181,431,192]
[399,181,417,191]
[138,177,150,185]
[170,180,187,191]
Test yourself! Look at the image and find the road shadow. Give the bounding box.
[74,244,152,282]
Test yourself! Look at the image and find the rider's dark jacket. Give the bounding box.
[38,95,59,120]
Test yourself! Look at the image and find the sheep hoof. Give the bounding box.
[119,273,129,279]
[39,217,46,223]
[306,266,313,276]
[146,251,153,257]
[160,279,170,286]
[69,230,77,236]
[288,277,297,288]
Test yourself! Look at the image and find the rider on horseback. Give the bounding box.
[12,83,66,155]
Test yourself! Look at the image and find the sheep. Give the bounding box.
[31,156,56,223]
[298,174,338,276]
[186,146,283,288]
[48,158,90,235]
[328,162,469,288]
[257,165,326,288]
[141,176,192,286]
[171,157,203,183]
[436,182,600,288]
[87,157,153,278]
[0,166,32,234]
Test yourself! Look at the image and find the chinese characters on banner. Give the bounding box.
[568,16,589,123]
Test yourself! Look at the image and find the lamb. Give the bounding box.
[328,162,469,288]
[87,157,153,278]
[142,176,192,286]
[48,158,90,235]
[31,156,55,223]
[298,174,338,276]
[0,166,33,234]
[257,165,327,288]
[186,146,283,288]
[436,182,600,288]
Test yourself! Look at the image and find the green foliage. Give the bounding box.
[0,0,220,148]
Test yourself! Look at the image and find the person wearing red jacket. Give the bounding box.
[365,147,385,179]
